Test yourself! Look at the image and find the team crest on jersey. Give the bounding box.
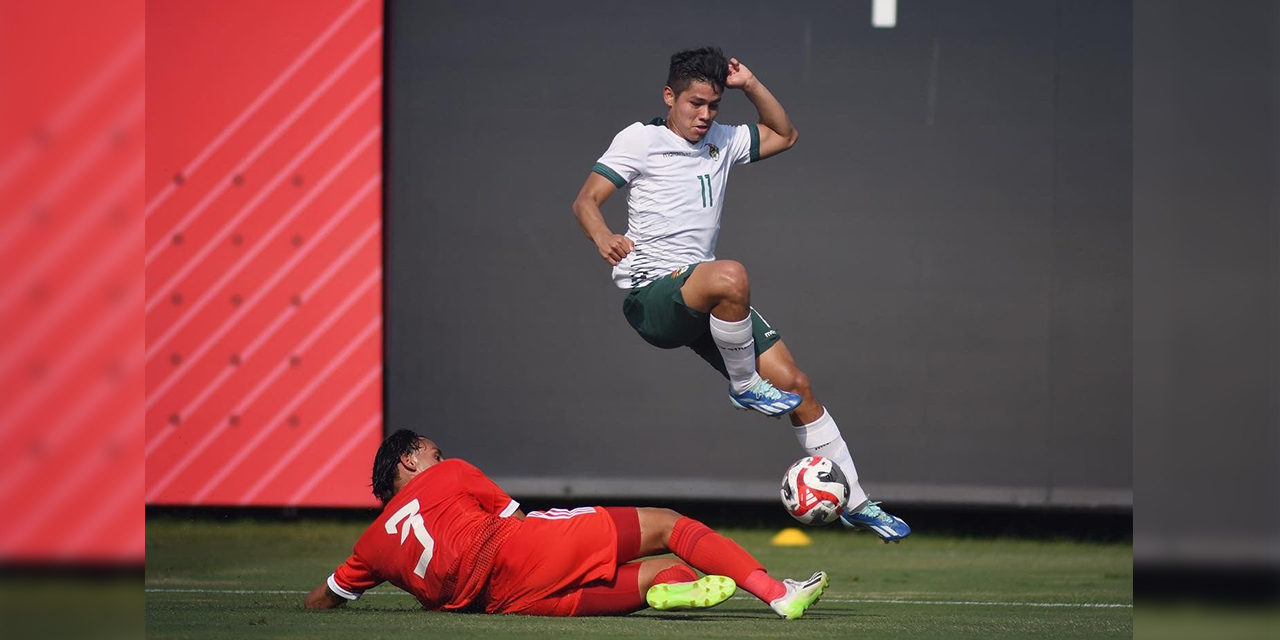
[671,265,690,279]
[707,143,720,159]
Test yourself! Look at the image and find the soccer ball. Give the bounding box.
[780,456,849,525]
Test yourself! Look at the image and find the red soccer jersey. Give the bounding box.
[326,459,522,611]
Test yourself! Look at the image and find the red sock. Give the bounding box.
[651,563,698,585]
[667,517,785,603]
[742,569,786,603]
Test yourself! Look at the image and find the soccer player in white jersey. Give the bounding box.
[571,47,910,541]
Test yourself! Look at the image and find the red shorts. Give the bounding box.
[483,506,640,615]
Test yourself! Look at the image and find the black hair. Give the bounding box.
[371,429,425,505]
[666,46,729,96]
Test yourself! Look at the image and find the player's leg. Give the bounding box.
[637,557,698,592]
[678,261,801,414]
[599,506,733,610]
[530,558,728,616]
[507,562,645,616]
[756,340,858,494]
[634,507,776,601]
[601,506,736,612]
[758,341,912,542]
[519,511,728,617]
[633,507,827,619]
[679,261,759,391]
[677,259,749,315]
[567,559,688,615]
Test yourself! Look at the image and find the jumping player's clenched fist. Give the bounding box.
[594,233,633,266]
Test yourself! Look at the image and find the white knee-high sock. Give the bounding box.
[793,408,869,510]
[709,314,762,394]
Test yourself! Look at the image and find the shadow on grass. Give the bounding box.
[641,607,877,621]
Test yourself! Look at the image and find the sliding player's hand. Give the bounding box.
[595,233,633,266]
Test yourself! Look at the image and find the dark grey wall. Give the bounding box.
[386,0,1131,507]
[1133,0,1279,565]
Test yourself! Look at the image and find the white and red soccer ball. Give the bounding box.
[780,456,850,525]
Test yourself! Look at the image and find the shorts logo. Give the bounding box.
[670,265,689,278]
[707,143,720,159]
[764,330,778,339]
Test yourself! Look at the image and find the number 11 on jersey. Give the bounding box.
[385,499,435,578]
[697,174,713,207]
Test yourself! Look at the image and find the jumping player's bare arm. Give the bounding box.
[726,57,798,160]
[572,174,632,266]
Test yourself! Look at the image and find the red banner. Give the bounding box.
[144,0,384,508]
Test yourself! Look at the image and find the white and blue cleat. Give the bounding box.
[729,378,802,417]
[769,571,829,620]
[841,501,911,543]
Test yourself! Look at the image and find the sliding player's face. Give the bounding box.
[413,438,444,471]
[664,80,722,143]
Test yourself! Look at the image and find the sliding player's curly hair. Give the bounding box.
[371,429,425,505]
[666,46,729,96]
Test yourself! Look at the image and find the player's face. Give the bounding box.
[413,438,444,470]
[664,80,722,143]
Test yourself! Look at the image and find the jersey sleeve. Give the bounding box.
[726,122,761,165]
[592,123,648,188]
[455,460,520,518]
[328,552,382,601]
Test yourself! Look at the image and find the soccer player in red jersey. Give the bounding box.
[305,430,829,619]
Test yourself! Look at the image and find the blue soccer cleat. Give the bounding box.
[728,378,802,417]
[840,500,911,543]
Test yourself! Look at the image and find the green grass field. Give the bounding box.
[145,515,1131,639]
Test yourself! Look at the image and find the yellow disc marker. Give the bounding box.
[770,527,813,547]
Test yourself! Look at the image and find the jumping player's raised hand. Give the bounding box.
[595,233,634,266]
[725,57,755,90]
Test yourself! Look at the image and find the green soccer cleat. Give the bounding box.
[645,574,737,611]
[769,571,829,620]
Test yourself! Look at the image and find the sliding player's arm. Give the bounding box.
[573,172,632,266]
[305,554,380,610]
[727,57,799,160]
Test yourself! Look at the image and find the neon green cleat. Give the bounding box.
[769,571,829,620]
[645,575,737,611]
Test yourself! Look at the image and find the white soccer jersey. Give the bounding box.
[593,118,760,289]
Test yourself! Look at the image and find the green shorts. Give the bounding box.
[622,263,781,379]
